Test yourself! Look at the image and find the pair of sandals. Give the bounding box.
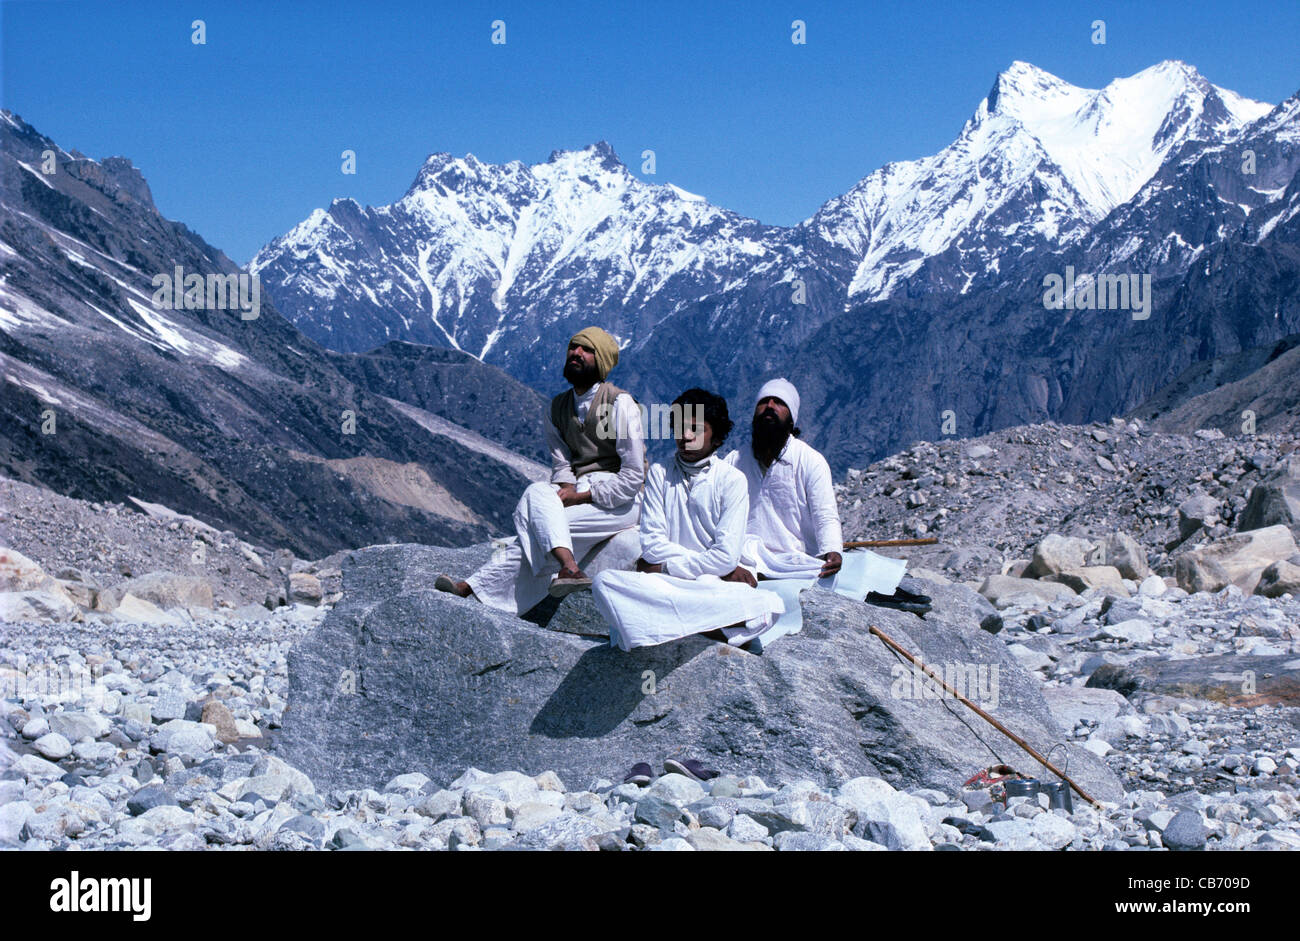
[624,758,719,786]
[865,578,933,616]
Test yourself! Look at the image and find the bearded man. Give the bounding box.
[436,327,645,613]
[722,378,931,649]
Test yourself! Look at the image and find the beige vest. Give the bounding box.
[550,382,626,478]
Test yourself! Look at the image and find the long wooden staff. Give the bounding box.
[868,624,1100,807]
[844,537,939,548]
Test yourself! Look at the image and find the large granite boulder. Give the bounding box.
[1025,534,1094,579]
[279,544,1123,803]
[96,571,214,612]
[1172,525,1298,594]
[1238,458,1300,537]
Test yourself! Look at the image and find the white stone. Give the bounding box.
[644,773,706,806]
[13,754,63,780]
[1030,812,1075,849]
[653,836,695,851]
[48,711,110,742]
[33,732,72,760]
[836,776,898,810]
[854,793,932,851]
[728,814,770,842]
[509,801,563,832]
[72,741,118,762]
[464,792,509,827]
[1138,574,1167,597]
[0,800,33,842]
[384,772,431,794]
[1092,619,1154,644]
[1082,737,1112,757]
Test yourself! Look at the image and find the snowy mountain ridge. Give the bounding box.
[250,60,1287,403]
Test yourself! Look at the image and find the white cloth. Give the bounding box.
[724,437,905,651]
[544,386,646,510]
[573,383,599,422]
[745,549,907,652]
[755,377,801,425]
[593,455,783,651]
[468,391,645,614]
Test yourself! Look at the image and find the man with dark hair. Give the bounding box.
[435,327,645,612]
[592,388,783,650]
[723,378,929,649]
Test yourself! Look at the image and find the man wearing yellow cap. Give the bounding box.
[436,327,646,613]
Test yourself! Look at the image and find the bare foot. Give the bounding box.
[435,574,472,597]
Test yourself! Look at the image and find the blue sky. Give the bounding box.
[3,0,1298,264]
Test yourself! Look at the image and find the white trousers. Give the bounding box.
[467,481,640,615]
[593,570,786,651]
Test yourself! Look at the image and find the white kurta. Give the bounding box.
[724,437,843,574]
[723,437,905,650]
[593,455,784,651]
[467,390,645,614]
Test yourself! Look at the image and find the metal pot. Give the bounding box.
[1042,781,1074,812]
[1004,778,1041,799]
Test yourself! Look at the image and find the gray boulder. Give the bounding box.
[1097,533,1149,581]
[287,572,324,606]
[1173,525,1298,594]
[1239,458,1300,537]
[1253,559,1300,598]
[96,571,214,612]
[978,575,1077,608]
[278,544,1123,803]
[1177,493,1220,541]
[1041,687,1131,731]
[1025,535,1094,579]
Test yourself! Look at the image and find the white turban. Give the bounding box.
[756,378,800,425]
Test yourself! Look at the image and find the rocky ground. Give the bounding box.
[836,418,1299,581]
[1,419,1299,850]
[0,477,295,609]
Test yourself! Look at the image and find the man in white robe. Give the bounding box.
[593,388,783,651]
[722,378,925,650]
[436,327,646,614]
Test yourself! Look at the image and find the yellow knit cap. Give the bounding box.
[568,326,619,380]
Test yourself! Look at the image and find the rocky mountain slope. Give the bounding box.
[326,341,549,462]
[832,417,1300,581]
[1134,334,1300,437]
[0,111,542,558]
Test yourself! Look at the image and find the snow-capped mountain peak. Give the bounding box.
[807,60,1274,301]
[251,137,779,367]
[972,59,1270,217]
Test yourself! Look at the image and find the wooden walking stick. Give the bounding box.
[868,624,1101,807]
[844,537,939,549]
